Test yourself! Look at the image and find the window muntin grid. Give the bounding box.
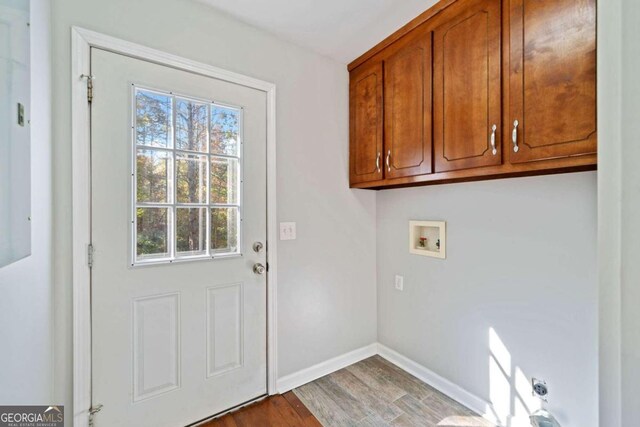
[132,86,242,265]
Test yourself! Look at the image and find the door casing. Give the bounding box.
[70,27,278,427]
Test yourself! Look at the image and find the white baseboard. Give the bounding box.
[276,343,378,393]
[377,344,501,426]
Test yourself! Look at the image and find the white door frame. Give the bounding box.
[71,26,278,427]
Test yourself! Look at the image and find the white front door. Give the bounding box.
[90,48,268,427]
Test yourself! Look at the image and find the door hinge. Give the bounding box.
[88,404,103,427]
[88,243,94,269]
[81,74,95,103]
[87,78,94,103]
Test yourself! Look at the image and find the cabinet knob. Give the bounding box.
[512,120,520,153]
[376,152,381,173]
[386,150,391,173]
[490,124,497,155]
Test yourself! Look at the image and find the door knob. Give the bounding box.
[253,263,266,275]
[253,242,264,253]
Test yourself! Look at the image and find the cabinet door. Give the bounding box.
[509,0,596,163]
[383,26,433,179]
[349,61,384,184]
[433,0,502,173]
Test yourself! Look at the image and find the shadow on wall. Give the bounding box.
[488,327,542,427]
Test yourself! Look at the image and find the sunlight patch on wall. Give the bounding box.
[489,327,542,427]
[489,327,511,425]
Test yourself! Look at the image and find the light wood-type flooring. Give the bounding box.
[293,355,495,427]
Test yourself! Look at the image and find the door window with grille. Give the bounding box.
[132,87,242,264]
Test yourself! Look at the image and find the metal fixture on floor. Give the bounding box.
[530,409,561,427]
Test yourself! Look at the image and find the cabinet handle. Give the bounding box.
[376,152,381,173]
[512,120,520,153]
[490,124,497,155]
[386,150,391,173]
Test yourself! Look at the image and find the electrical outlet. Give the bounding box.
[279,222,296,240]
[532,378,548,401]
[394,275,404,291]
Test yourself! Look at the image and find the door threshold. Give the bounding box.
[188,394,270,426]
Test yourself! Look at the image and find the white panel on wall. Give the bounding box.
[133,292,180,401]
[206,283,243,377]
[0,0,31,268]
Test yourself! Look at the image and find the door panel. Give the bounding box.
[90,48,267,427]
[384,27,433,179]
[434,0,502,172]
[509,0,596,163]
[206,283,243,377]
[132,293,181,402]
[349,61,383,184]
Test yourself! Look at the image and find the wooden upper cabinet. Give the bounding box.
[349,60,383,185]
[433,0,502,172]
[509,0,597,163]
[383,25,433,179]
[348,0,597,189]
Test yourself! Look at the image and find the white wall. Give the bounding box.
[598,0,640,425]
[597,0,622,425]
[0,0,53,405]
[619,1,640,424]
[376,172,598,427]
[51,0,377,419]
